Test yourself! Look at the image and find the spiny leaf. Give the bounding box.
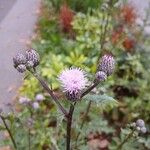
[83,94,118,110]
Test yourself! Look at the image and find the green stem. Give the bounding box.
[66,103,76,150]
[31,71,68,117]
[75,101,92,148]
[81,82,99,98]
[0,115,17,149]
[117,130,135,150]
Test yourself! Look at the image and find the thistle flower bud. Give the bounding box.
[35,94,44,102]
[26,61,34,69]
[131,122,136,127]
[99,54,115,76]
[13,53,27,68]
[25,49,40,67]
[95,71,107,81]
[16,64,26,73]
[66,91,80,101]
[136,126,141,131]
[19,97,30,105]
[140,127,147,133]
[32,102,39,110]
[136,119,145,128]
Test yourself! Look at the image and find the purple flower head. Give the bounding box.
[99,54,115,76]
[95,71,107,82]
[59,68,87,101]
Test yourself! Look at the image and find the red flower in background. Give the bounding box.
[122,38,135,51]
[59,4,74,33]
[111,25,124,44]
[120,4,137,25]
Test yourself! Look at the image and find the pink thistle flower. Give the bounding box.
[59,68,87,101]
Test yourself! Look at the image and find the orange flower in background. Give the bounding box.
[120,4,137,25]
[59,4,74,33]
[122,37,135,51]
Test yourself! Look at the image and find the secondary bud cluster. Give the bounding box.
[13,53,27,73]
[31,93,45,109]
[98,54,115,76]
[95,54,115,82]
[131,119,147,134]
[25,49,40,68]
[13,49,40,73]
[19,97,31,105]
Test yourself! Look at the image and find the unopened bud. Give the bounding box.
[16,64,26,73]
[32,102,39,110]
[140,127,147,133]
[26,61,34,69]
[35,94,44,102]
[131,122,136,127]
[99,54,115,76]
[136,119,145,128]
[13,53,27,68]
[19,97,30,105]
[25,49,40,67]
[95,71,107,81]
[136,126,141,131]
[66,91,80,101]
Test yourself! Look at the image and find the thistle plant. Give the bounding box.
[12,49,116,150]
[116,119,147,150]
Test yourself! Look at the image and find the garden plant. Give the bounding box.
[0,0,150,150]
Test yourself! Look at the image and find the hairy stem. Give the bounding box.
[31,71,68,117]
[75,101,92,147]
[81,82,99,98]
[66,103,76,150]
[0,115,17,149]
[117,130,135,150]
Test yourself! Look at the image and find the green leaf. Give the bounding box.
[83,94,118,110]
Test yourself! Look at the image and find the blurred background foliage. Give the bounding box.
[4,0,150,149]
